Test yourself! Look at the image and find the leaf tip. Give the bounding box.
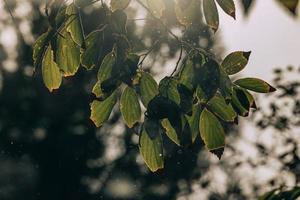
[210,147,224,160]
[269,85,277,92]
[243,51,251,60]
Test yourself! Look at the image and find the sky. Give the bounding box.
[217,0,300,82]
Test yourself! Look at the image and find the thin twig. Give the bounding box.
[137,40,160,68]
[171,44,183,76]
[135,0,212,58]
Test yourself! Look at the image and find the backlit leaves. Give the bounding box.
[66,3,84,46]
[199,108,225,158]
[81,30,104,70]
[208,93,237,123]
[139,72,159,107]
[56,31,80,76]
[222,51,251,75]
[33,1,278,172]
[90,92,117,127]
[42,45,62,92]
[92,52,116,98]
[33,31,49,69]
[120,87,141,128]
[139,128,164,172]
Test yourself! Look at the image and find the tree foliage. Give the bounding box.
[32,0,300,172]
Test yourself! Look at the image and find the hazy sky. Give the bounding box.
[217,0,300,81]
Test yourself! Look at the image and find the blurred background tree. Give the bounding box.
[0,0,299,200]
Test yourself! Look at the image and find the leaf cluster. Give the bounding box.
[33,0,276,172]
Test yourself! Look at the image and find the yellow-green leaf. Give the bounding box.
[199,108,225,151]
[219,68,233,103]
[179,56,195,90]
[139,128,164,172]
[231,87,250,117]
[187,104,202,143]
[92,52,116,98]
[234,78,276,93]
[203,0,219,32]
[175,0,199,26]
[42,45,62,92]
[207,93,237,122]
[92,81,102,98]
[139,72,159,107]
[146,0,166,18]
[111,0,131,12]
[33,31,49,69]
[221,51,251,75]
[120,87,141,128]
[56,31,80,76]
[216,0,236,19]
[161,119,180,146]
[159,77,180,105]
[90,92,117,127]
[81,30,104,70]
[66,3,84,46]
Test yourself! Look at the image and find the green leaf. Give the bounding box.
[33,31,49,69]
[175,0,199,26]
[234,78,276,93]
[219,68,233,103]
[139,127,164,172]
[97,52,116,81]
[81,30,104,70]
[196,86,208,104]
[208,93,237,122]
[231,87,250,117]
[146,0,166,18]
[179,56,195,91]
[120,86,141,128]
[147,95,181,120]
[242,89,257,109]
[92,81,102,98]
[161,115,191,146]
[161,119,180,146]
[196,58,220,101]
[187,104,202,143]
[139,72,159,107]
[110,10,127,34]
[66,3,84,46]
[90,92,117,127]
[199,108,225,157]
[277,0,299,15]
[144,117,160,139]
[42,44,62,92]
[216,0,236,19]
[221,51,251,75]
[92,52,116,98]
[119,53,140,85]
[56,31,80,76]
[177,84,193,114]
[159,77,180,105]
[111,0,131,12]
[203,0,219,32]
